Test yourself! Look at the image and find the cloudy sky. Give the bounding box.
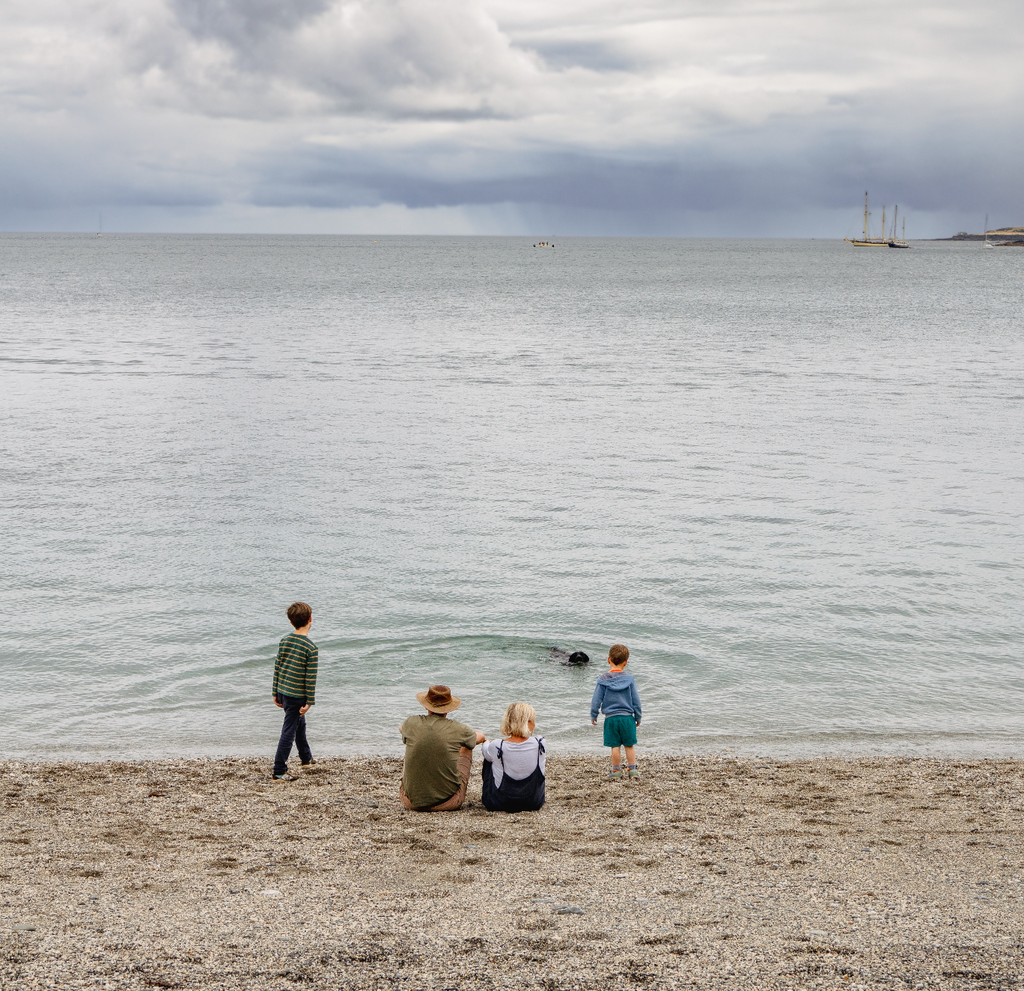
[2,0,1021,235]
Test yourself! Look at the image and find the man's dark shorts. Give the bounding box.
[603,714,638,747]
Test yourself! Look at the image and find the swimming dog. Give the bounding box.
[549,647,590,666]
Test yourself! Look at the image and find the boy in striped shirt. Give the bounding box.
[272,601,318,781]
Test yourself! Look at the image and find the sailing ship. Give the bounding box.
[888,205,909,248]
[845,192,910,248]
[846,192,888,246]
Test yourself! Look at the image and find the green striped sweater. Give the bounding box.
[273,633,318,704]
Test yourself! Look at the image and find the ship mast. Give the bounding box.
[864,191,869,240]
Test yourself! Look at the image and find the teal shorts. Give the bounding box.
[603,714,638,748]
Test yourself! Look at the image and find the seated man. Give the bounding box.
[400,685,485,811]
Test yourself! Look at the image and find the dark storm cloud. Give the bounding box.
[246,90,1023,219]
[250,151,749,212]
[250,145,1018,219]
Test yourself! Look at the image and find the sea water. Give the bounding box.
[1,234,1021,760]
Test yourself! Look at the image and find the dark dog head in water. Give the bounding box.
[549,647,590,666]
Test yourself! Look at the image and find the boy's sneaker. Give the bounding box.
[301,759,316,766]
[606,769,623,780]
[627,768,641,780]
[272,774,296,781]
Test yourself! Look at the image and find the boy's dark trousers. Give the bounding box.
[274,694,313,776]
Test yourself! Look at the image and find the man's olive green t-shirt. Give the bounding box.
[400,713,478,808]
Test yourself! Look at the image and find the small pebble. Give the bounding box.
[13,924,37,931]
[556,906,584,915]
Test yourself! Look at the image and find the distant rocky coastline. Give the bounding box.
[943,227,1024,244]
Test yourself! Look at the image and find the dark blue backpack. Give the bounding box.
[481,739,546,813]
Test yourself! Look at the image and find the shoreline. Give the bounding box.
[3,755,1023,989]
[6,731,1023,764]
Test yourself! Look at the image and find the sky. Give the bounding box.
[1,0,1022,236]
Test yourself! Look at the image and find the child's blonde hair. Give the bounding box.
[500,703,536,738]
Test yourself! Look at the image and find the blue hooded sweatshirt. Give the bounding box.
[590,671,641,724]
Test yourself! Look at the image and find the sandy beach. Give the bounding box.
[2,754,1022,989]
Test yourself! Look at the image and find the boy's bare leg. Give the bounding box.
[610,747,622,767]
[624,746,636,765]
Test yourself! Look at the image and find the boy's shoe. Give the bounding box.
[627,769,641,780]
[272,773,296,781]
[301,759,316,766]
[606,769,623,780]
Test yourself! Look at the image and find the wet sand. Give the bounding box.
[2,755,1022,989]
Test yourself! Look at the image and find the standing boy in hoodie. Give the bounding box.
[590,643,642,779]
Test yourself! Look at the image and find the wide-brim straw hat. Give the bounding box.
[417,685,462,713]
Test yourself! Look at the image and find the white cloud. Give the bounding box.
[1,0,1022,233]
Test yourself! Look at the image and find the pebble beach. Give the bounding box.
[2,755,1023,990]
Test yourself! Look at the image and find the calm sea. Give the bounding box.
[1,234,1021,761]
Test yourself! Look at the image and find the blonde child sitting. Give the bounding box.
[480,703,546,812]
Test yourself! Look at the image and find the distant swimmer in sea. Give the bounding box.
[533,241,555,248]
[549,647,590,666]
